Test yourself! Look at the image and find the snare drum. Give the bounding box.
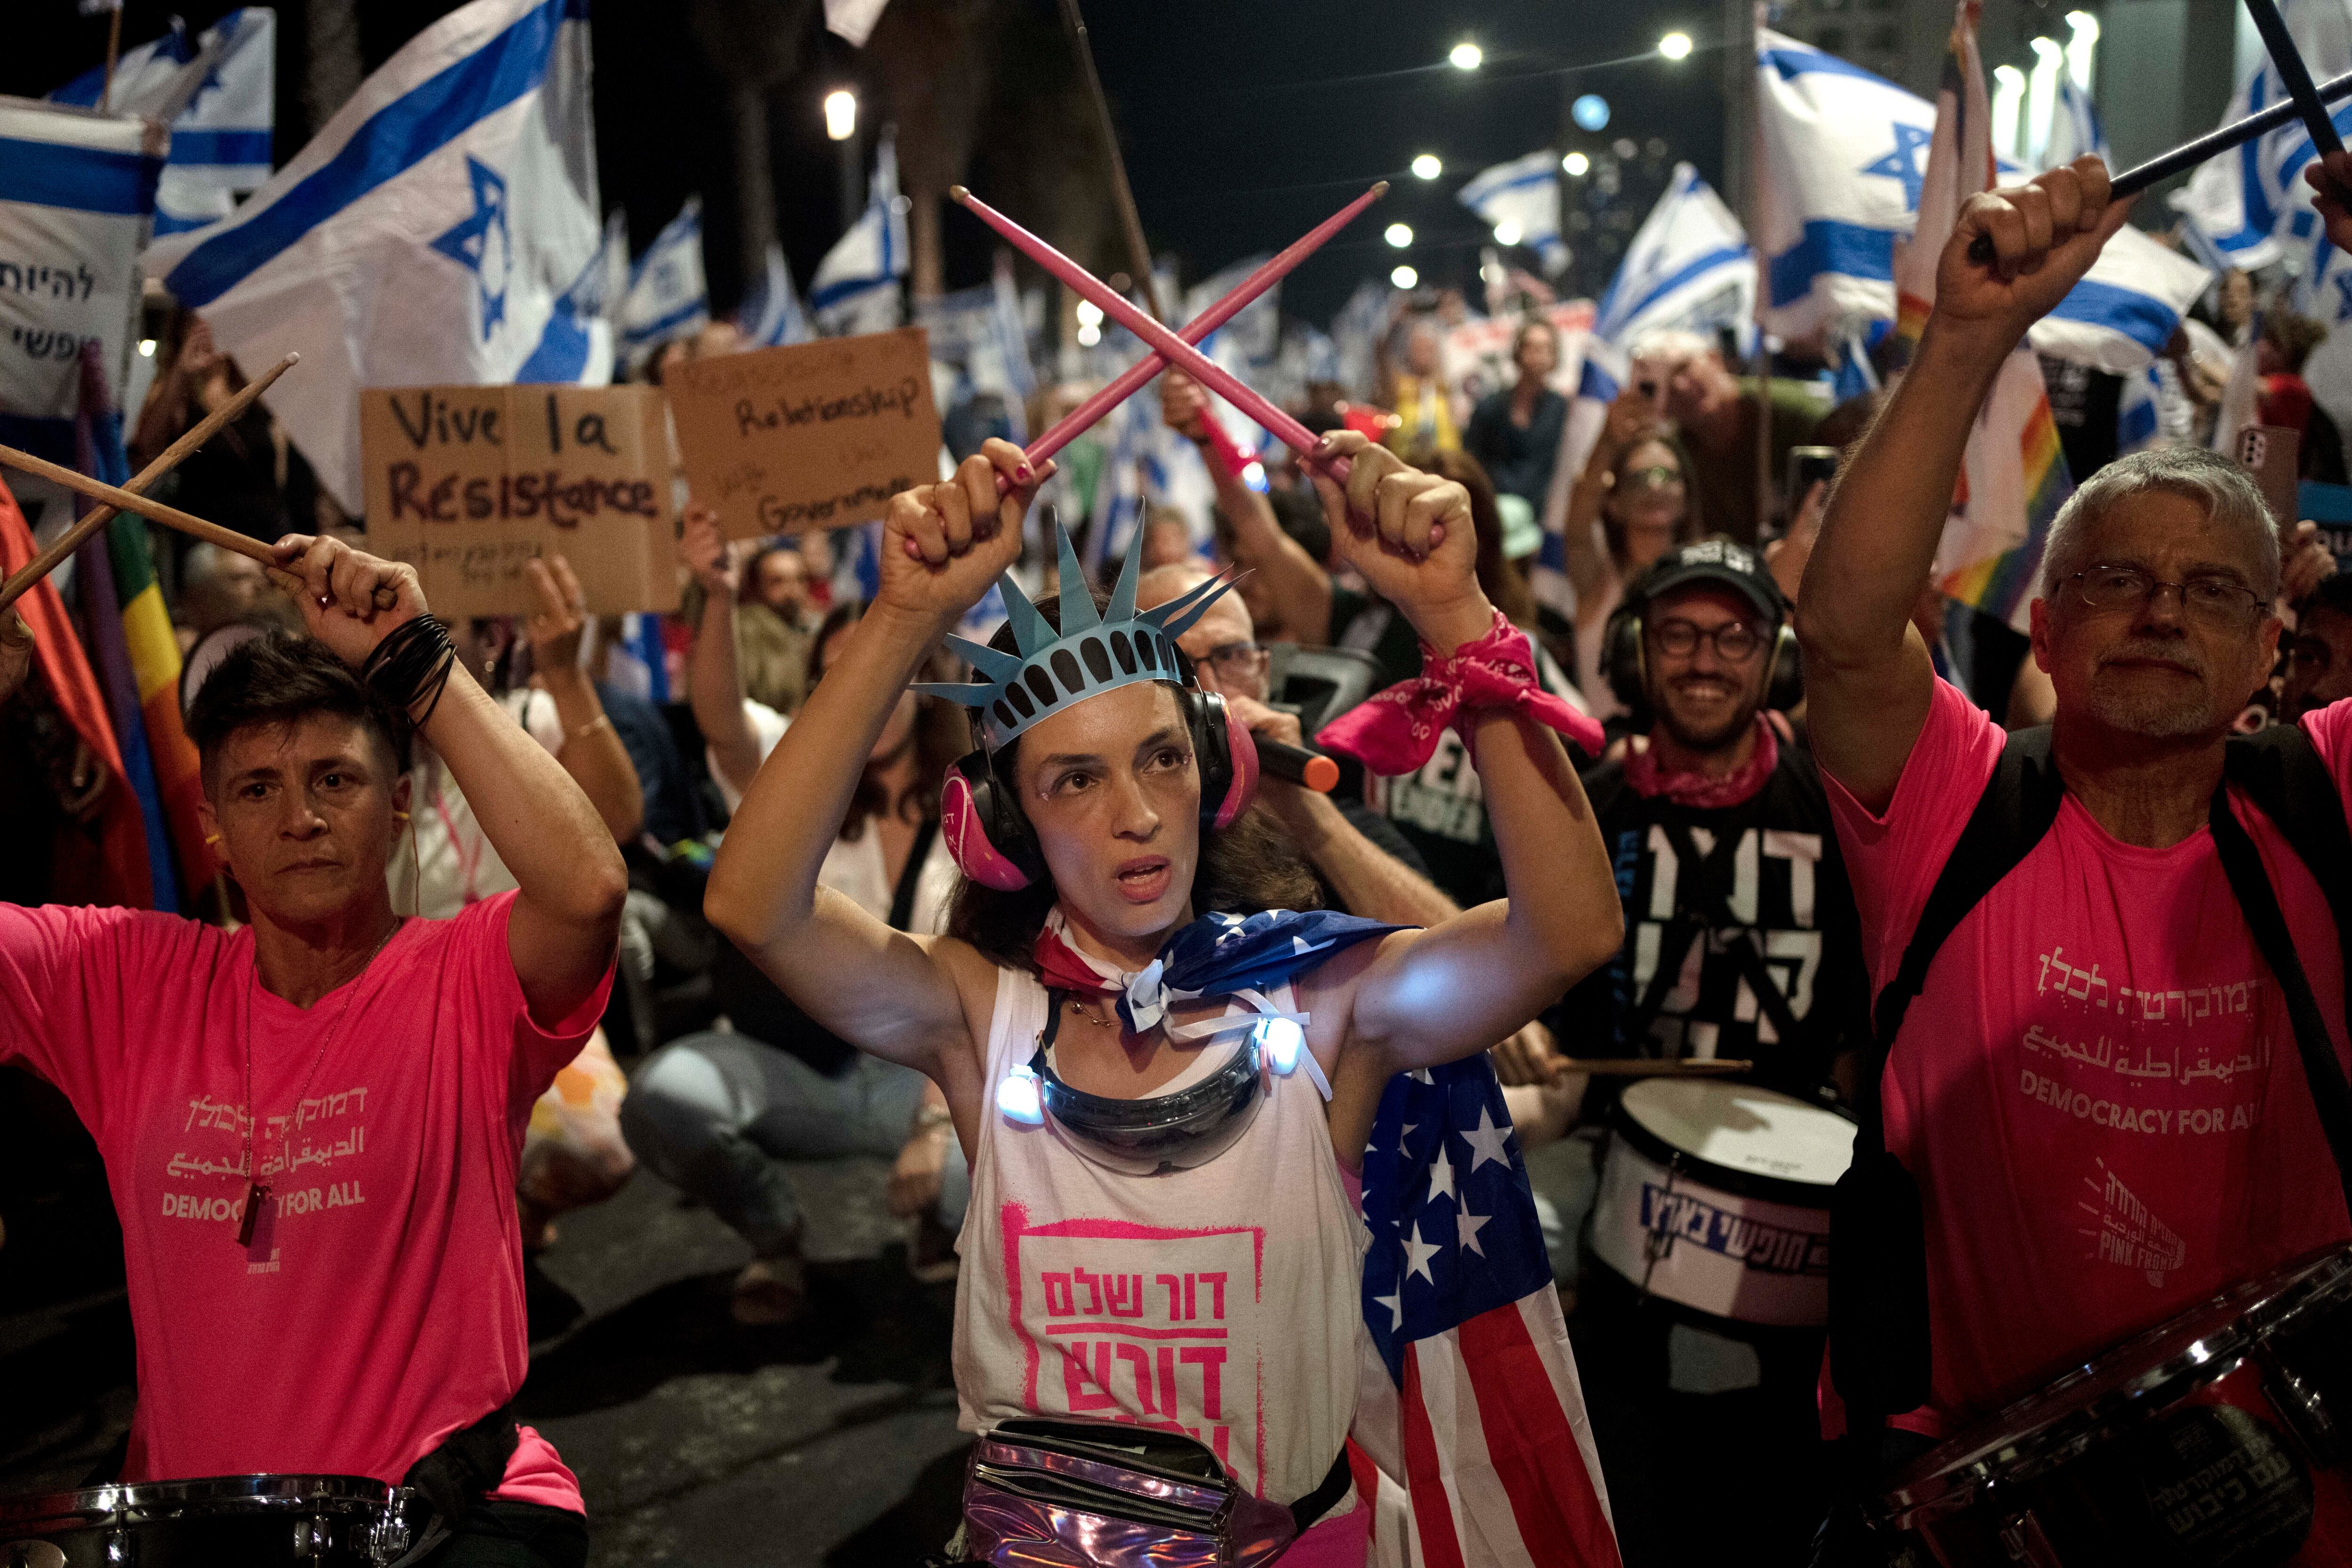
[0,1474,416,1567]
[1877,1246,2352,1567]
[1589,1076,1854,1328]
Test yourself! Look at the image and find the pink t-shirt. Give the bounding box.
[0,891,610,1507]
[1824,680,2352,1440]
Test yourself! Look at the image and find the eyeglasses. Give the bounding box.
[2067,565,2267,626]
[1201,640,1269,674]
[1623,465,1684,491]
[1650,618,1764,661]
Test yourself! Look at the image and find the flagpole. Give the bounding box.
[1739,0,1773,543]
[1056,0,1165,322]
[99,4,123,116]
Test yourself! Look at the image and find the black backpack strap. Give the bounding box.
[2216,730,2352,1210]
[1828,726,2065,1470]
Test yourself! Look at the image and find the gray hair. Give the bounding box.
[2041,445,2280,601]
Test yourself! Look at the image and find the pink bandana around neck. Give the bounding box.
[1316,607,1606,775]
[1622,713,1780,809]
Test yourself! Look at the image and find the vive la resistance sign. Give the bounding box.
[360,384,678,618]
[664,326,942,538]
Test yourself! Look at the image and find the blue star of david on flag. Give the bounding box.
[1859,122,1932,213]
[1359,1054,1553,1384]
[430,155,511,338]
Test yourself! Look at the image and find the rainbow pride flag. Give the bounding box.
[1896,0,2075,633]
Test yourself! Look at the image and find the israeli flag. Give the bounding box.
[813,130,908,337]
[617,197,709,366]
[1457,151,1567,276]
[1532,336,1627,622]
[2026,224,2213,374]
[2169,0,2352,273]
[2042,75,2110,169]
[145,0,604,515]
[51,8,275,237]
[1755,28,1940,337]
[0,102,162,455]
[1592,161,1756,349]
[737,240,812,348]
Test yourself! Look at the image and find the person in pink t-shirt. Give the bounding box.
[0,537,623,1568]
[1796,156,2352,1500]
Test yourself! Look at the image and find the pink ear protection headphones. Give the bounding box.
[939,681,1260,892]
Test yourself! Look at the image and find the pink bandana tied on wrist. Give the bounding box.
[1315,607,1605,774]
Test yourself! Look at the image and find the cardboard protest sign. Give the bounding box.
[361,384,677,618]
[664,326,940,539]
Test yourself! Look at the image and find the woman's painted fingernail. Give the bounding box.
[1017,462,1033,482]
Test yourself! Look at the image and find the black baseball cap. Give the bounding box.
[1631,539,1787,627]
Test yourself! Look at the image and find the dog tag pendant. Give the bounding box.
[238,1181,268,1246]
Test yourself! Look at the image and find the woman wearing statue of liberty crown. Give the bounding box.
[705,432,1622,1564]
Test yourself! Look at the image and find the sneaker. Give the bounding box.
[731,1253,810,1326]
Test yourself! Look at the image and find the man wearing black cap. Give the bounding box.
[1547,539,1867,1567]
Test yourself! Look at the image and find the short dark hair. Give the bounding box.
[186,632,412,792]
[2302,567,2352,621]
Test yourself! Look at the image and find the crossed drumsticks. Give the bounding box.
[0,351,397,615]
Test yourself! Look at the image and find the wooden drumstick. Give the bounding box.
[0,442,398,610]
[0,351,301,616]
[1556,1057,1754,1077]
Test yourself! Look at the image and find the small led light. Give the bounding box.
[1493,219,1523,246]
[1385,222,1414,248]
[1450,41,1483,71]
[1256,1016,1306,1075]
[997,1065,1045,1125]
[1563,151,1590,176]
[1076,322,1102,348]
[137,339,157,358]
[1391,264,1419,289]
[1659,31,1693,61]
[1075,299,1104,327]
[1411,153,1442,180]
[1241,461,1268,492]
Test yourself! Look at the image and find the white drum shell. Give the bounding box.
[1591,1115,1839,1328]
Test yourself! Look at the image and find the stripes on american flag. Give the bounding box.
[1357,1058,1621,1568]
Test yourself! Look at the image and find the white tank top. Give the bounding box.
[952,966,1367,1504]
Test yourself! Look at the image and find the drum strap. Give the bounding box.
[2212,733,2352,1213]
[392,1398,520,1560]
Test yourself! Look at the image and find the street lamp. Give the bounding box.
[1450,41,1482,71]
[825,89,860,232]
[1563,151,1590,176]
[1391,264,1419,289]
[1658,31,1693,61]
[2064,10,2100,95]
[1385,222,1414,248]
[1411,153,1443,180]
[823,90,857,141]
[2026,36,2064,165]
[1991,64,2026,164]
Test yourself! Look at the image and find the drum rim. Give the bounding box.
[1875,1245,2352,1527]
[0,1473,404,1530]
[1610,1079,1853,1208]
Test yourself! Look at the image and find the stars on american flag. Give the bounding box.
[1359,1056,1553,1381]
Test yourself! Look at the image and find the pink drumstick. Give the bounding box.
[1017,180,1389,480]
[952,186,1351,487]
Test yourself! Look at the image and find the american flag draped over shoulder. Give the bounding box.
[1356,1059,1621,1568]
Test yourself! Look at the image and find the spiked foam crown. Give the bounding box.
[913,512,1236,749]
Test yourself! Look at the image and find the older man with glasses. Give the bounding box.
[1798,158,2352,1531]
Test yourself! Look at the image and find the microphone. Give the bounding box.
[1255,738,1339,793]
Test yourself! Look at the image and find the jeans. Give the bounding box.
[620,1031,969,1258]
[422,1500,588,1568]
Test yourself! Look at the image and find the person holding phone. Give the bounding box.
[1546,391,1708,718]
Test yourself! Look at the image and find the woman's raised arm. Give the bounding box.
[704,441,1045,1077]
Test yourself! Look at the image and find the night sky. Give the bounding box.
[0,0,1725,326]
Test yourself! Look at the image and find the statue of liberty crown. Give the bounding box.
[912,513,1237,750]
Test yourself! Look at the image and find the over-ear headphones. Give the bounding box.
[939,683,1260,892]
[1599,542,1800,716]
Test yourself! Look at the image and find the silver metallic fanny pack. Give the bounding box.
[952,1417,1347,1568]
